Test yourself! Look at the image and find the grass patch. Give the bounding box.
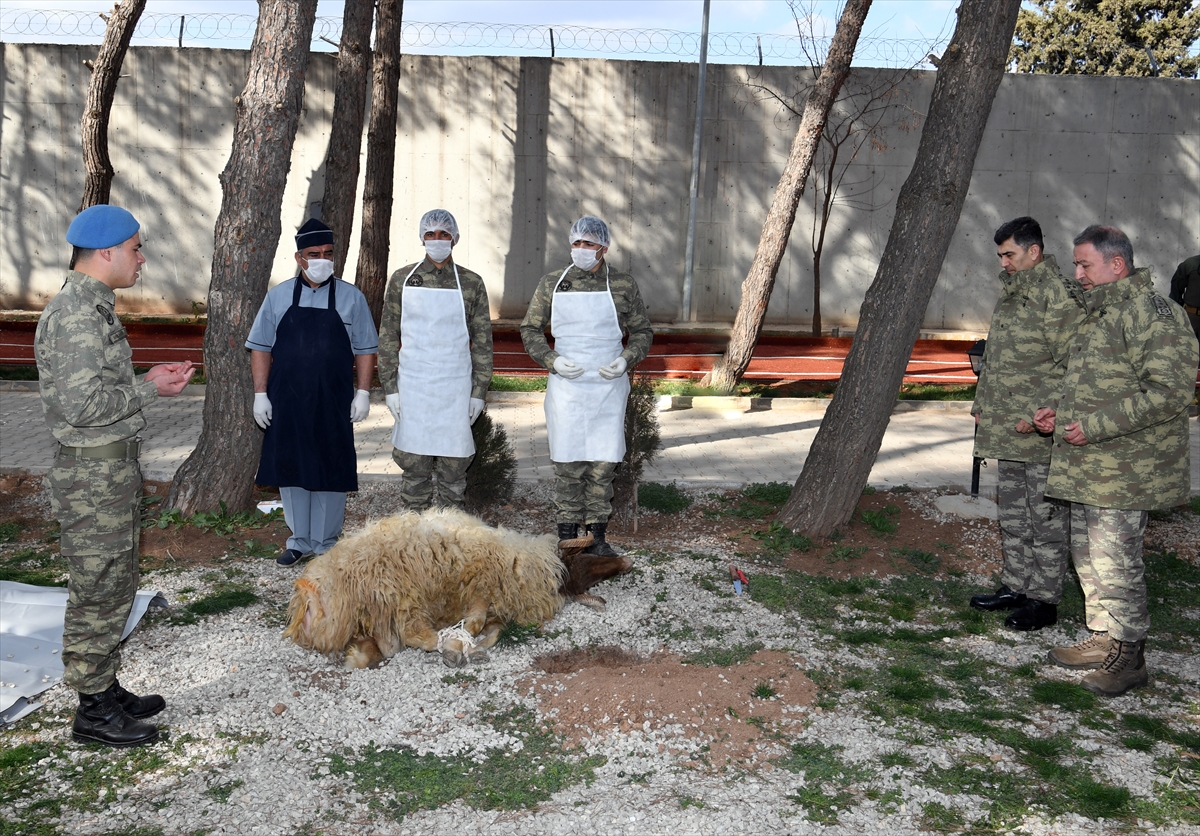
[185,586,258,617]
[861,504,900,536]
[920,800,965,831]
[752,682,778,699]
[0,521,22,543]
[329,704,603,821]
[897,383,975,401]
[638,482,692,514]
[0,364,38,381]
[721,482,791,520]
[892,545,941,574]
[202,778,243,803]
[778,741,872,824]
[142,500,283,535]
[827,545,867,563]
[750,521,813,555]
[880,751,914,769]
[497,622,542,647]
[1031,680,1097,712]
[683,642,763,667]
[0,548,68,586]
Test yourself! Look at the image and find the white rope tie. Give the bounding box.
[436,619,479,655]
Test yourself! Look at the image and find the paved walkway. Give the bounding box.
[3,388,1198,495]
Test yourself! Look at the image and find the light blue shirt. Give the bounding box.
[246,277,378,355]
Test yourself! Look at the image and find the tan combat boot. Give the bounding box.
[1081,639,1148,697]
[1047,631,1111,670]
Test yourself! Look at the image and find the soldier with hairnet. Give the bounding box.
[36,204,195,747]
[379,209,493,510]
[521,215,654,556]
[1035,225,1198,697]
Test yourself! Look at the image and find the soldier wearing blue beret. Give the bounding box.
[35,204,196,747]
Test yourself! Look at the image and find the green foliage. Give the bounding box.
[827,544,867,563]
[142,500,281,534]
[496,622,542,646]
[1031,680,1098,711]
[329,704,604,821]
[202,779,243,803]
[751,521,814,555]
[861,504,900,536]
[1190,495,1200,515]
[1012,0,1200,77]
[488,374,546,392]
[0,364,38,381]
[892,545,942,574]
[742,482,792,506]
[897,383,975,401]
[920,801,965,832]
[612,373,663,520]
[637,481,692,513]
[185,586,258,617]
[465,410,518,511]
[752,682,778,699]
[683,642,764,667]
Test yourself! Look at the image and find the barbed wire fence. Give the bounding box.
[0,11,947,67]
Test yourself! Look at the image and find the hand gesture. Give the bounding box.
[553,356,584,379]
[598,356,628,380]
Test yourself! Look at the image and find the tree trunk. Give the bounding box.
[321,0,374,273]
[165,0,319,515]
[355,0,404,327]
[779,0,1022,538]
[78,0,146,211]
[700,0,870,393]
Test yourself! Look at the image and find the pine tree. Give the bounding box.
[1011,0,1200,77]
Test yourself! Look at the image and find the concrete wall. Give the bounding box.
[1,43,1198,328]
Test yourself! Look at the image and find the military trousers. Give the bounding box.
[553,460,619,525]
[1070,503,1149,642]
[392,448,473,511]
[46,455,142,694]
[996,460,1070,603]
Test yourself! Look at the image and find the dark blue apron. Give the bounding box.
[255,277,358,492]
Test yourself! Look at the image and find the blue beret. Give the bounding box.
[66,205,140,248]
[295,218,334,250]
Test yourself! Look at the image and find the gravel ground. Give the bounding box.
[3,482,1200,835]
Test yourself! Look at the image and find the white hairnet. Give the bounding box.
[569,216,610,248]
[419,209,460,245]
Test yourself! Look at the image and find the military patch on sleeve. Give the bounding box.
[1151,294,1173,319]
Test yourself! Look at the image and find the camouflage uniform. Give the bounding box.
[378,259,492,510]
[971,255,1084,603]
[34,272,158,694]
[1047,268,1198,642]
[521,264,654,524]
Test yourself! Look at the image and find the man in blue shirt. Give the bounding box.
[246,218,378,565]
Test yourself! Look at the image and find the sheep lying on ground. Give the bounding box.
[283,507,632,668]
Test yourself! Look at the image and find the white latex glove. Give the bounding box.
[553,356,585,379]
[385,393,402,423]
[598,356,628,380]
[468,397,486,424]
[253,392,272,429]
[350,389,371,423]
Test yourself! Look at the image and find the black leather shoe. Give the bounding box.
[276,548,305,566]
[1005,599,1058,631]
[112,680,165,719]
[557,522,579,542]
[72,686,158,747]
[970,586,1026,612]
[583,522,621,558]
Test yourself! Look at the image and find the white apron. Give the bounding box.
[544,264,629,463]
[391,261,475,457]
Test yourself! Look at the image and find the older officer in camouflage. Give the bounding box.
[36,205,195,746]
[1034,225,1198,697]
[969,217,1083,631]
[521,216,653,556]
[379,209,492,510]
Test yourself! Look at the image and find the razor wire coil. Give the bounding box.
[0,11,947,66]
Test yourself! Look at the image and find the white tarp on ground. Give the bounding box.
[0,581,167,725]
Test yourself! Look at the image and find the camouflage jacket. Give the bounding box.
[972,255,1084,463]
[34,271,159,446]
[1046,269,1198,510]
[520,262,654,370]
[378,258,494,399]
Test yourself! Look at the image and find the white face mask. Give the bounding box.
[303,258,335,283]
[571,247,600,271]
[424,240,453,263]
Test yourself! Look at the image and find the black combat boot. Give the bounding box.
[583,522,621,558]
[112,680,166,719]
[72,685,159,747]
[557,522,579,542]
[969,585,1026,612]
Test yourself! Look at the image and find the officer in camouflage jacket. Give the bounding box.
[969,217,1084,632]
[1035,225,1198,697]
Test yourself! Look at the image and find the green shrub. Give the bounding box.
[638,482,691,513]
[612,374,663,521]
[465,410,518,511]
